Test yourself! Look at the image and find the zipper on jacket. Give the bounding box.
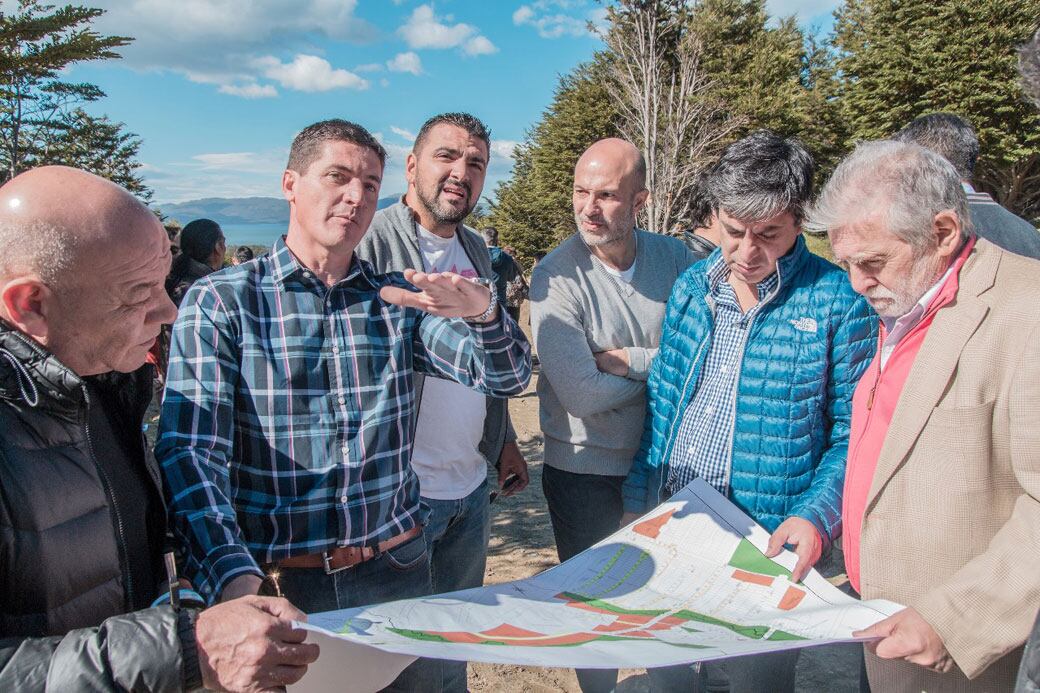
[81,385,136,610]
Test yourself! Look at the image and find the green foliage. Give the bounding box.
[831,0,1040,218]
[487,58,621,265]
[0,0,141,192]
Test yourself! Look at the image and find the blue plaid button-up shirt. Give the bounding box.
[156,237,531,600]
[666,256,779,495]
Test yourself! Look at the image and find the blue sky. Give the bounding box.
[46,0,839,206]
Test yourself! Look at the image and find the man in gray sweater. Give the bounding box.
[529,138,697,692]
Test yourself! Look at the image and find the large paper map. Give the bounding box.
[292,480,902,691]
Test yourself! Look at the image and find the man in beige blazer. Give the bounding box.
[807,140,1040,692]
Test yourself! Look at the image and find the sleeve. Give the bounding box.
[155,280,263,603]
[624,347,658,381]
[529,266,646,419]
[0,607,191,692]
[789,293,877,545]
[913,322,1040,679]
[411,307,532,398]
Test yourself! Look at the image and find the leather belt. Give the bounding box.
[277,525,422,574]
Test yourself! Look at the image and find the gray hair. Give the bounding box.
[805,140,973,250]
[894,113,978,179]
[705,130,815,223]
[0,219,78,287]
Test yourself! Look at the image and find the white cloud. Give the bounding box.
[87,0,378,97]
[463,36,498,56]
[390,126,416,141]
[512,1,606,39]
[397,4,496,56]
[491,140,519,160]
[256,54,368,92]
[354,63,384,73]
[192,152,277,170]
[387,51,423,75]
[218,82,278,99]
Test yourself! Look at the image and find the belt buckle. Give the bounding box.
[322,550,353,575]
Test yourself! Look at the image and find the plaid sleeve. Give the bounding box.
[412,309,532,397]
[155,280,263,603]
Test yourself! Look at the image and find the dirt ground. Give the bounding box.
[469,306,863,692]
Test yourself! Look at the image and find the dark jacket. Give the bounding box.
[0,323,196,690]
[167,256,217,307]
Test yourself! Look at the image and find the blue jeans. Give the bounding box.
[423,479,491,692]
[542,466,696,693]
[270,532,437,692]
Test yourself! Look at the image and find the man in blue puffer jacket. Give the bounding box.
[622,131,876,692]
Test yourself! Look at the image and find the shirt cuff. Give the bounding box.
[625,347,654,381]
[200,544,264,604]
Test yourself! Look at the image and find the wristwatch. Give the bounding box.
[465,277,498,323]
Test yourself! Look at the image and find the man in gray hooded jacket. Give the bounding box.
[357,112,528,692]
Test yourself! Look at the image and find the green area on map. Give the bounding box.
[728,538,793,579]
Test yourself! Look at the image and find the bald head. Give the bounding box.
[0,166,177,375]
[572,138,649,250]
[0,166,160,287]
[575,138,646,190]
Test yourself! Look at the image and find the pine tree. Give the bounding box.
[488,59,621,264]
[831,0,1040,218]
[43,108,150,201]
[0,0,132,182]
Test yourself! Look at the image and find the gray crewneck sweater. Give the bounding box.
[530,230,697,476]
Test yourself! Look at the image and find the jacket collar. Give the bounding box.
[0,321,85,416]
[700,234,810,298]
[381,199,492,278]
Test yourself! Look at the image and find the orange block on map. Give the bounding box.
[778,586,806,611]
[731,569,774,587]
[633,509,676,539]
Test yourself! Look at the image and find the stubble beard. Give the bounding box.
[575,211,634,248]
[416,175,473,226]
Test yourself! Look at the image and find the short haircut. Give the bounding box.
[1020,28,1040,108]
[287,119,387,174]
[687,168,715,229]
[705,130,815,223]
[235,246,255,263]
[481,226,499,246]
[178,218,223,264]
[413,113,491,157]
[894,113,979,179]
[806,140,973,250]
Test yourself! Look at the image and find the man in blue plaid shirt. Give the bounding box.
[156,120,531,690]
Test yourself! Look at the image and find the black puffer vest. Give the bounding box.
[0,323,163,637]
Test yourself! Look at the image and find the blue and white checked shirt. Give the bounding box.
[666,258,779,495]
[156,237,531,600]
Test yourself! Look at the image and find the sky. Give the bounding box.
[41,0,840,207]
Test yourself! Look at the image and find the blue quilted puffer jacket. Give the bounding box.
[622,236,877,544]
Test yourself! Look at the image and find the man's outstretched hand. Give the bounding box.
[380,269,496,322]
[196,595,320,692]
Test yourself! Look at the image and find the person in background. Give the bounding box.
[680,168,720,260]
[530,137,699,692]
[358,113,530,692]
[622,131,876,693]
[895,113,1040,260]
[809,140,1040,692]
[0,166,318,692]
[166,218,226,306]
[232,245,254,265]
[481,226,528,323]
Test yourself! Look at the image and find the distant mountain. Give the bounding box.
[158,195,402,225]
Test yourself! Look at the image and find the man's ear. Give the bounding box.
[405,152,418,187]
[933,210,963,258]
[0,277,52,345]
[282,169,297,203]
[633,189,650,216]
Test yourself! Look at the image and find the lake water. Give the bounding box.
[219,222,286,249]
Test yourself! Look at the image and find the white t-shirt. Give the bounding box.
[411,224,488,500]
[599,256,637,283]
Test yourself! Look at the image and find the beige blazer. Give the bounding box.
[860,239,1040,692]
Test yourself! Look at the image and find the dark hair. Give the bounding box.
[413,112,491,157]
[894,113,979,179]
[177,219,223,264]
[234,246,255,263]
[705,130,815,223]
[687,168,715,229]
[167,218,223,299]
[287,119,387,174]
[481,226,499,246]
